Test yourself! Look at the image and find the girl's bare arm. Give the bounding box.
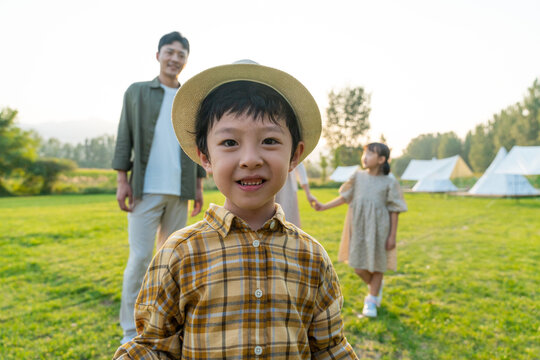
[314,196,346,211]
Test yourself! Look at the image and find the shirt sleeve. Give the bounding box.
[309,253,359,359]
[387,175,408,213]
[295,162,309,185]
[338,171,357,203]
[196,164,206,178]
[113,247,184,360]
[112,86,134,171]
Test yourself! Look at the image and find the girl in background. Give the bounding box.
[314,143,407,318]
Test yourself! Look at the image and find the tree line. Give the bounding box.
[320,78,540,178]
[39,135,116,169]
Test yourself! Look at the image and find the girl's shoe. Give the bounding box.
[362,295,378,317]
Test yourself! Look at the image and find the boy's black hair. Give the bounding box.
[196,81,302,161]
[365,142,391,175]
[158,31,190,53]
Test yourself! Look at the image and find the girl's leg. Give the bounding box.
[368,272,383,296]
[354,268,373,285]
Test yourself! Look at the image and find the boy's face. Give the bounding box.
[199,111,304,220]
[156,41,188,80]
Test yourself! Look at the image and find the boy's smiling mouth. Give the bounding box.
[237,177,266,189]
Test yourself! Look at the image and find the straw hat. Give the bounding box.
[171,60,322,165]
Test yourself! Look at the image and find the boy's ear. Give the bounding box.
[197,149,213,174]
[289,141,305,172]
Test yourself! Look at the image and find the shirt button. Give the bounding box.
[252,239,260,248]
[254,346,263,355]
[269,220,277,230]
[255,289,263,298]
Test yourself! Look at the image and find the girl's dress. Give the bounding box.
[275,162,308,227]
[338,170,407,272]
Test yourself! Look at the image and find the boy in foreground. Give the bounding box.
[113,61,358,359]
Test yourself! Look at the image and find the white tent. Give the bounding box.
[412,177,458,192]
[469,147,540,196]
[330,166,359,182]
[401,155,473,180]
[401,155,472,192]
[494,146,540,175]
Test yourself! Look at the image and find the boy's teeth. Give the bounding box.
[241,180,262,186]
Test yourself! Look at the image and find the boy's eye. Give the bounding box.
[221,139,237,147]
[262,138,279,145]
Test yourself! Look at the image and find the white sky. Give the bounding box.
[1,0,539,159]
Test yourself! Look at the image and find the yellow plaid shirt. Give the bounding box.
[113,204,358,359]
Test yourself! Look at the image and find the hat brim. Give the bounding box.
[172,63,321,165]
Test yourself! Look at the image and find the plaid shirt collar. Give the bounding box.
[204,202,292,237]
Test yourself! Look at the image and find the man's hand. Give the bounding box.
[116,171,133,212]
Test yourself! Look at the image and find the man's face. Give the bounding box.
[156,41,188,79]
[198,111,303,220]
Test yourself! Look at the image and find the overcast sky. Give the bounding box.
[1,0,539,159]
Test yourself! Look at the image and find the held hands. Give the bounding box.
[305,192,324,211]
[312,199,326,211]
[306,193,319,210]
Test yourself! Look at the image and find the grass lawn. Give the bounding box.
[1,191,539,359]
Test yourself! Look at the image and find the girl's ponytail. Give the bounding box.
[382,158,390,175]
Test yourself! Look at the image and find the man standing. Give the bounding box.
[112,31,205,344]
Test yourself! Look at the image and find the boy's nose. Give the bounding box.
[239,148,263,169]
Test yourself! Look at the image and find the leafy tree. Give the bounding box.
[23,158,76,194]
[437,132,462,158]
[391,154,412,177]
[468,124,495,172]
[462,131,473,166]
[324,86,371,155]
[332,145,363,168]
[319,154,329,182]
[491,108,517,151]
[0,108,39,194]
[404,133,440,159]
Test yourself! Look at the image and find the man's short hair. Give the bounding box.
[158,31,190,53]
[196,81,301,161]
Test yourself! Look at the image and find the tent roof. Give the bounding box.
[494,146,540,175]
[401,155,473,180]
[329,166,359,182]
[469,147,540,195]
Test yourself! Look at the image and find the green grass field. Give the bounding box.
[1,191,539,359]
